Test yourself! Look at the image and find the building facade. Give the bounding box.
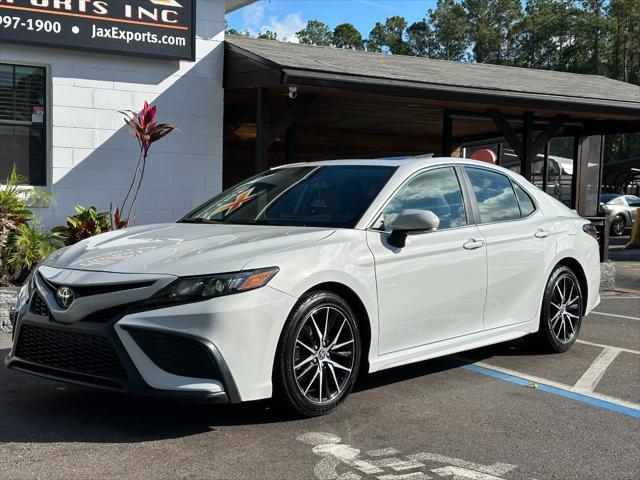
[1,0,251,227]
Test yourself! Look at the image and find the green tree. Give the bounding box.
[296,20,332,46]
[406,20,438,57]
[428,0,469,60]
[367,16,411,54]
[226,27,252,37]
[258,30,278,40]
[518,0,581,71]
[608,0,640,84]
[463,0,522,64]
[333,23,364,50]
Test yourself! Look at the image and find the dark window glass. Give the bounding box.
[381,167,467,230]
[626,196,640,207]
[600,194,619,203]
[466,167,521,223]
[181,165,396,228]
[0,64,46,185]
[513,182,536,217]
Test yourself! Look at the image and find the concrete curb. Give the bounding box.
[599,262,616,292]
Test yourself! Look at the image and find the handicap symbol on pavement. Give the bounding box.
[297,431,523,480]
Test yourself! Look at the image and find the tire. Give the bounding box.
[611,214,626,236]
[273,290,361,417]
[529,265,583,353]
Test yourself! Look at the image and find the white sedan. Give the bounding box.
[6,157,601,416]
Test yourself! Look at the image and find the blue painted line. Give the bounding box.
[462,363,640,419]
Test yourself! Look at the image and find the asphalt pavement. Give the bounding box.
[1,250,638,480]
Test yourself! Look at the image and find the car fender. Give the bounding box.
[242,229,380,362]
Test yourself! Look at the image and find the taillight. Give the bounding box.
[582,223,599,239]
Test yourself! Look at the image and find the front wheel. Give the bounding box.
[530,266,583,353]
[611,214,626,236]
[273,291,361,417]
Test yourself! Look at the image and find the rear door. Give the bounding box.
[367,166,487,354]
[463,166,556,330]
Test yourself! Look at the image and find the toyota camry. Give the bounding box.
[6,157,601,416]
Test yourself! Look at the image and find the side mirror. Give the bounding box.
[388,209,440,248]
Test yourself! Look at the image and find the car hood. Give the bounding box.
[44,223,335,276]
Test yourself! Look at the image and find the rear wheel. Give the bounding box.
[611,214,626,236]
[530,266,583,353]
[273,291,361,417]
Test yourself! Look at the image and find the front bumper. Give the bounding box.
[5,269,297,403]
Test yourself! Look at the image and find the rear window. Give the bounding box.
[513,182,536,217]
[466,167,521,223]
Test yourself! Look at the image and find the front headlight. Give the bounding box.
[141,267,279,308]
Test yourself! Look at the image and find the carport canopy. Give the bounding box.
[223,36,640,213]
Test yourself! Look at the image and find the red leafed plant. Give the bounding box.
[115,101,176,228]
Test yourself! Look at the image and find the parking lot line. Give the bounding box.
[455,358,640,418]
[573,347,621,393]
[590,311,640,321]
[576,339,640,355]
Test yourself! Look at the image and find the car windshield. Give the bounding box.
[180,165,397,228]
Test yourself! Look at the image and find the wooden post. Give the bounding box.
[442,110,453,156]
[285,121,297,164]
[255,88,270,173]
[522,112,534,180]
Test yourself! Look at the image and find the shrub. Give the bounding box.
[4,223,64,283]
[53,205,112,246]
[0,168,55,286]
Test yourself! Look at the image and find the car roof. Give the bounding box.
[274,156,511,171]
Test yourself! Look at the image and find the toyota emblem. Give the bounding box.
[56,287,75,309]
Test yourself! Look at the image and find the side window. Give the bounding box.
[513,182,536,217]
[381,167,467,231]
[466,167,521,223]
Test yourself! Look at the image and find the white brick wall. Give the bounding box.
[0,0,226,228]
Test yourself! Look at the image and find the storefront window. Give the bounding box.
[0,64,46,185]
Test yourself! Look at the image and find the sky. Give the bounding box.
[225,0,438,42]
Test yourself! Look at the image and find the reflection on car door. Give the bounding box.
[367,166,487,355]
[464,167,556,330]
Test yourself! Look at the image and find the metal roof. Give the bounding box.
[226,36,640,116]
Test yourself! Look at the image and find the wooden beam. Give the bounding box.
[255,87,270,172]
[267,93,318,145]
[488,109,526,162]
[530,115,568,158]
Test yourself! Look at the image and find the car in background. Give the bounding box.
[6,157,601,417]
[600,194,640,236]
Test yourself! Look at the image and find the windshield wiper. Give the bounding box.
[178,218,221,224]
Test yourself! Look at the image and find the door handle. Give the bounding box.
[534,229,550,238]
[463,239,485,250]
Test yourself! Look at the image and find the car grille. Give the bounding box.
[82,304,132,323]
[29,290,131,324]
[128,329,221,380]
[30,292,50,317]
[15,324,127,380]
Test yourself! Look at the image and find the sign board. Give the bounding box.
[0,0,195,61]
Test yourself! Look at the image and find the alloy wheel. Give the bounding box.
[612,216,625,236]
[549,274,582,344]
[293,306,355,404]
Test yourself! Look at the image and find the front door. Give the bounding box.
[367,166,487,355]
